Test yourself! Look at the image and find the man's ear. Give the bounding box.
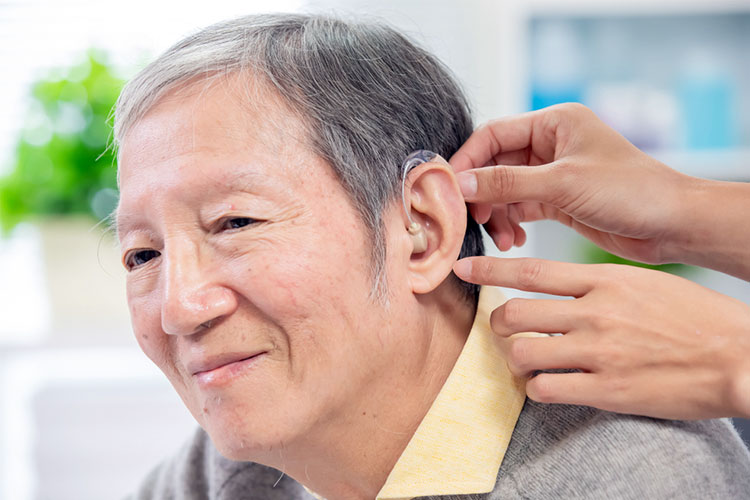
[402,158,467,294]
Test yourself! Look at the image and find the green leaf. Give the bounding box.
[0,51,125,234]
[580,241,694,277]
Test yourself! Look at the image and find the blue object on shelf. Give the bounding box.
[678,74,737,150]
[531,85,584,111]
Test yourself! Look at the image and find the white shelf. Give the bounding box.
[0,347,195,500]
[650,148,750,181]
[524,0,750,16]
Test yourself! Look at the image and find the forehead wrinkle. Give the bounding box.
[116,166,274,238]
[116,75,319,239]
[205,166,271,197]
[121,72,309,180]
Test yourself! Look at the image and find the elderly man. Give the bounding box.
[117,13,750,500]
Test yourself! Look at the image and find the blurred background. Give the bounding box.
[0,0,748,498]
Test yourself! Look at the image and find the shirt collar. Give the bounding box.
[376,286,526,499]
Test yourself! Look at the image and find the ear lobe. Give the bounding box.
[403,160,467,295]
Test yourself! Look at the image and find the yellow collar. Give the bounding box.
[307,286,526,500]
[376,286,525,499]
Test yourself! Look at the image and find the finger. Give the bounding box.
[456,163,567,206]
[507,203,521,224]
[507,205,527,247]
[470,202,492,224]
[488,148,533,167]
[525,372,604,406]
[515,202,596,237]
[529,371,709,418]
[449,110,555,173]
[503,336,593,377]
[490,298,578,336]
[511,221,526,247]
[453,257,598,297]
[483,205,527,249]
[512,201,547,223]
[485,205,514,251]
[485,147,552,169]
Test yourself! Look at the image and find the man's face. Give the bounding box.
[117,78,407,460]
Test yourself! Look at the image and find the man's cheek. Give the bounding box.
[244,250,327,312]
[135,329,169,369]
[128,296,161,346]
[127,305,172,375]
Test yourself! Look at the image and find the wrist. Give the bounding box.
[660,176,747,275]
[657,173,708,265]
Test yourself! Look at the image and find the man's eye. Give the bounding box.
[222,217,257,230]
[125,249,161,270]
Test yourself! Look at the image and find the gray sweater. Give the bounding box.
[128,400,750,499]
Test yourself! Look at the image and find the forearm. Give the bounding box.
[665,176,750,281]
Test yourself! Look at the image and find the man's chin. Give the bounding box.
[188,390,322,463]
[212,437,257,462]
[203,419,295,463]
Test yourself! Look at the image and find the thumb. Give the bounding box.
[456,162,567,205]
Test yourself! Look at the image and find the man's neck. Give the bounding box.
[268,282,476,500]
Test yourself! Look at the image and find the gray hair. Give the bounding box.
[114,13,484,301]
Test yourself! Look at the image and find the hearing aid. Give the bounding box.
[401,149,438,253]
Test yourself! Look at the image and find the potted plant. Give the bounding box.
[0,51,130,340]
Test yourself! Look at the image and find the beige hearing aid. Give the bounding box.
[408,220,428,253]
[401,149,441,254]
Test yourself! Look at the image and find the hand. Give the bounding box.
[450,103,690,264]
[453,256,750,420]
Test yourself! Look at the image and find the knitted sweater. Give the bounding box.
[127,399,750,499]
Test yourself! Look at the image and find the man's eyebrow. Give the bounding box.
[114,210,147,239]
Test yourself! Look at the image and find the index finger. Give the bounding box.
[453,257,598,297]
[449,109,555,173]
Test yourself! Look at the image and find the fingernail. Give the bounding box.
[453,259,472,277]
[457,172,477,197]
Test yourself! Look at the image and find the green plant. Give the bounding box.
[581,241,693,277]
[0,50,124,233]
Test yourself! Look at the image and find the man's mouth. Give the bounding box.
[188,351,267,387]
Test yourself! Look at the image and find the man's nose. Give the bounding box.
[160,244,237,336]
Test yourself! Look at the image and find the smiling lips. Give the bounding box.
[188,351,267,387]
